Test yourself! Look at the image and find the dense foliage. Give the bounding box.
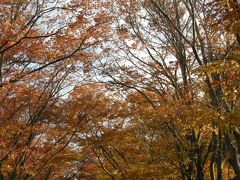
[0,0,239,179]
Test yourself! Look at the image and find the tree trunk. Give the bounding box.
[225,132,240,178]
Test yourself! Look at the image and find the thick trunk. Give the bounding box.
[225,132,240,178]
[216,158,223,180]
[196,163,204,180]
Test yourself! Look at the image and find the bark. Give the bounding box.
[210,157,215,180]
[224,132,240,178]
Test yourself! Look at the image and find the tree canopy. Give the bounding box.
[0,0,240,179]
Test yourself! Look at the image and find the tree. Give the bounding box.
[94,0,240,179]
[0,0,239,179]
[0,0,112,178]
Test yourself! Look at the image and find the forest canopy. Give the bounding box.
[0,0,240,179]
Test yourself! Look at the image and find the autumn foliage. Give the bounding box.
[0,0,240,179]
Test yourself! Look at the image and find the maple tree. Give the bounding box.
[0,0,240,179]
[94,0,240,179]
[0,0,113,178]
